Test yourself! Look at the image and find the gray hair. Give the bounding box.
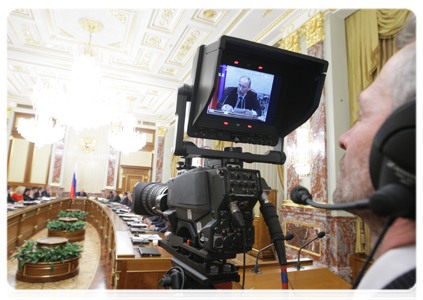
[396,13,416,50]
[239,76,251,87]
[391,9,420,109]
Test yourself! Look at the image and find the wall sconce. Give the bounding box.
[293,125,312,178]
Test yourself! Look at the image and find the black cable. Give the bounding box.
[271,242,294,290]
[351,216,396,289]
[242,227,246,290]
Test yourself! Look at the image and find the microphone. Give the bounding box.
[290,186,370,210]
[292,231,326,270]
[290,185,415,219]
[250,234,294,274]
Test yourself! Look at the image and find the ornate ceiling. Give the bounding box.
[7,8,341,128]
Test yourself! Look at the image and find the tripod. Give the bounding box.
[158,239,240,289]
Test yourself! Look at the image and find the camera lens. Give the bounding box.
[132,182,168,216]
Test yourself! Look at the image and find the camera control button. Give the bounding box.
[223,236,234,247]
[215,238,223,247]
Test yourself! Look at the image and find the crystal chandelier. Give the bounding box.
[108,113,147,156]
[17,78,65,148]
[53,18,118,132]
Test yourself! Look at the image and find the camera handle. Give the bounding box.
[172,84,286,164]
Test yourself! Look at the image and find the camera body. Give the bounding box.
[134,164,262,255]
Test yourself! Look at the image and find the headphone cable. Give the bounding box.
[351,216,396,289]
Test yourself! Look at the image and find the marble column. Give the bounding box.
[51,135,66,185]
[155,135,165,183]
[309,41,328,203]
[280,13,356,284]
[106,145,118,187]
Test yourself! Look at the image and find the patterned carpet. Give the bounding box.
[7,222,101,289]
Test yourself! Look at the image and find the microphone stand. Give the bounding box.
[292,233,325,270]
[250,243,274,274]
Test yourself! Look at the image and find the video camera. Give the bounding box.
[132,36,328,289]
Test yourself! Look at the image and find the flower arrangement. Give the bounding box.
[47,219,86,233]
[57,210,89,219]
[9,239,83,272]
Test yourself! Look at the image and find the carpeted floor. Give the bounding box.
[7,222,101,289]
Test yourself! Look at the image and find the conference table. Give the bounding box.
[234,265,351,289]
[7,198,351,290]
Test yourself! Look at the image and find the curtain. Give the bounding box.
[345,9,411,255]
[345,9,411,126]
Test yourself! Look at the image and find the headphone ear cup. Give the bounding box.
[369,99,416,190]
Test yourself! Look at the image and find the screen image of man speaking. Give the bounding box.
[216,76,262,116]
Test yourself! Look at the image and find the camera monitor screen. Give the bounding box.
[206,64,282,125]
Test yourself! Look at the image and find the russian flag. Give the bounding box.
[70,162,77,198]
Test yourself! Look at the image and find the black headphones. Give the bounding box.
[368,98,416,219]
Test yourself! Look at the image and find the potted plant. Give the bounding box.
[57,210,89,220]
[47,219,87,242]
[9,239,83,283]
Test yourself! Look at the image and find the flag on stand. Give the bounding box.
[70,162,77,197]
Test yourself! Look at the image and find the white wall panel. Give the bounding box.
[30,144,51,184]
[62,126,109,193]
[8,138,29,182]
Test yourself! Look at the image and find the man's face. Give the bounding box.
[80,189,84,193]
[46,186,51,191]
[237,78,250,96]
[333,54,396,211]
[113,191,117,195]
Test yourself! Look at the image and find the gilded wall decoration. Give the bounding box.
[110,10,128,24]
[10,9,34,20]
[109,42,122,48]
[262,10,273,17]
[149,9,184,34]
[167,26,210,66]
[80,137,96,153]
[279,30,300,53]
[160,9,175,26]
[202,10,216,19]
[191,9,228,27]
[253,9,294,42]
[59,28,74,38]
[280,9,308,35]
[19,23,66,51]
[285,221,322,256]
[157,127,167,137]
[300,12,324,48]
[7,35,13,44]
[7,107,12,119]
[142,33,169,49]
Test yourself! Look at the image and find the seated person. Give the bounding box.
[7,185,13,204]
[36,186,45,199]
[216,76,262,117]
[23,187,33,200]
[120,192,133,209]
[119,191,129,205]
[75,188,88,197]
[32,186,40,199]
[11,186,25,203]
[147,220,168,233]
[111,190,121,203]
[107,191,113,201]
[42,185,51,197]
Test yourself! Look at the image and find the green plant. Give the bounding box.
[9,239,83,271]
[47,220,86,233]
[57,210,89,219]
